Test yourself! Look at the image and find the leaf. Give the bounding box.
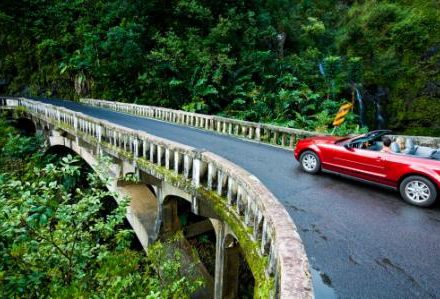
[169,79,184,86]
[39,213,48,226]
[60,64,68,75]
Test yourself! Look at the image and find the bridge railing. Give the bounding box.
[80,98,321,149]
[1,97,312,298]
[80,98,440,148]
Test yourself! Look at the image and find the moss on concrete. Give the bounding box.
[199,189,274,298]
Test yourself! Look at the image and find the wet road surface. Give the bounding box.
[35,98,440,298]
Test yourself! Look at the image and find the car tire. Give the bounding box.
[400,176,437,207]
[300,150,321,174]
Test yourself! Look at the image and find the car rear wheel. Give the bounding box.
[400,176,437,207]
[300,151,321,174]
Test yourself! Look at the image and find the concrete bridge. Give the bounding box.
[4,96,440,298]
[0,97,312,298]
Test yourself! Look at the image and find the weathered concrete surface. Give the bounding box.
[118,183,159,246]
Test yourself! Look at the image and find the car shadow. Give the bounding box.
[295,164,440,211]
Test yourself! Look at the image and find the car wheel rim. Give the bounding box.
[405,181,431,202]
[303,154,317,171]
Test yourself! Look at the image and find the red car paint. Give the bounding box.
[294,132,440,191]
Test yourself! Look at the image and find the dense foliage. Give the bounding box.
[1,1,439,135]
[0,119,203,298]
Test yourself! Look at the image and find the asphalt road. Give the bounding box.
[36,98,440,299]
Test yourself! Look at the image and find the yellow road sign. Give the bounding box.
[333,102,353,126]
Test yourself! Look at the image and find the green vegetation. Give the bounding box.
[1,1,439,135]
[0,118,203,298]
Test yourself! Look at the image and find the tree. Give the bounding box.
[0,122,203,298]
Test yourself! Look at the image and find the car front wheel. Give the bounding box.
[300,150,321,174]
[400,176,437,207]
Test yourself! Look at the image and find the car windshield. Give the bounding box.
[344,130,392,147]
[335,137,351,144]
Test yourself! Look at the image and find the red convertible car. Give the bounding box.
[294,130,440,207]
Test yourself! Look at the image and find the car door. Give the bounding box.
[324,144,389,184]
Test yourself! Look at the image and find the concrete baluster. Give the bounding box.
[113,131,117,146]
[217,170,224,196]
[174,151,182,174]
[236,186,243,214]
[255,126,261,141]
[124,135,129,151]
[261,219,268,254]
[289,134,296,148]
[149,143,155,163]
[244,196,251,225]
[157,145,163,166]
[184,155,191,178]
[273,131,278,145]
[165,148,171,169]
[253,211,263,240]
[133,138,139,157]
[207,163,216,190]
[281,133,287,147]
[128,136,133,153]
[268,242,276,275]
[119,132,124,149]
[142,140,147,158]
[73,116,78,132]
[227,177,234,205]
[205,118,210,130]
[248,127,254,139]
[97,125,102,143]
[192,159,201,187]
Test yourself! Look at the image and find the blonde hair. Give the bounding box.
[396,137,406,150]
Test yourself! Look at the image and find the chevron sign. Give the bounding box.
[332,102,353,126]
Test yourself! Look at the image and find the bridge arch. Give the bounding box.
[13,117,37,135]
[46,138,161,249]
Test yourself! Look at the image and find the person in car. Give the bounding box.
[381,136,393,153]
[391,137,406,153]
[397,137,406,152]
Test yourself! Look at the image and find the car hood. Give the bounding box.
[306,136,345,144]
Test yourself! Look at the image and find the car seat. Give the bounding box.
[403,138,417,155]
[390,142,400,153]
[414,146,437,158]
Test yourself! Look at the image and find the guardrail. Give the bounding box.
[80,98,321,149]
[0,97,313,298]
[80,98,440,149]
